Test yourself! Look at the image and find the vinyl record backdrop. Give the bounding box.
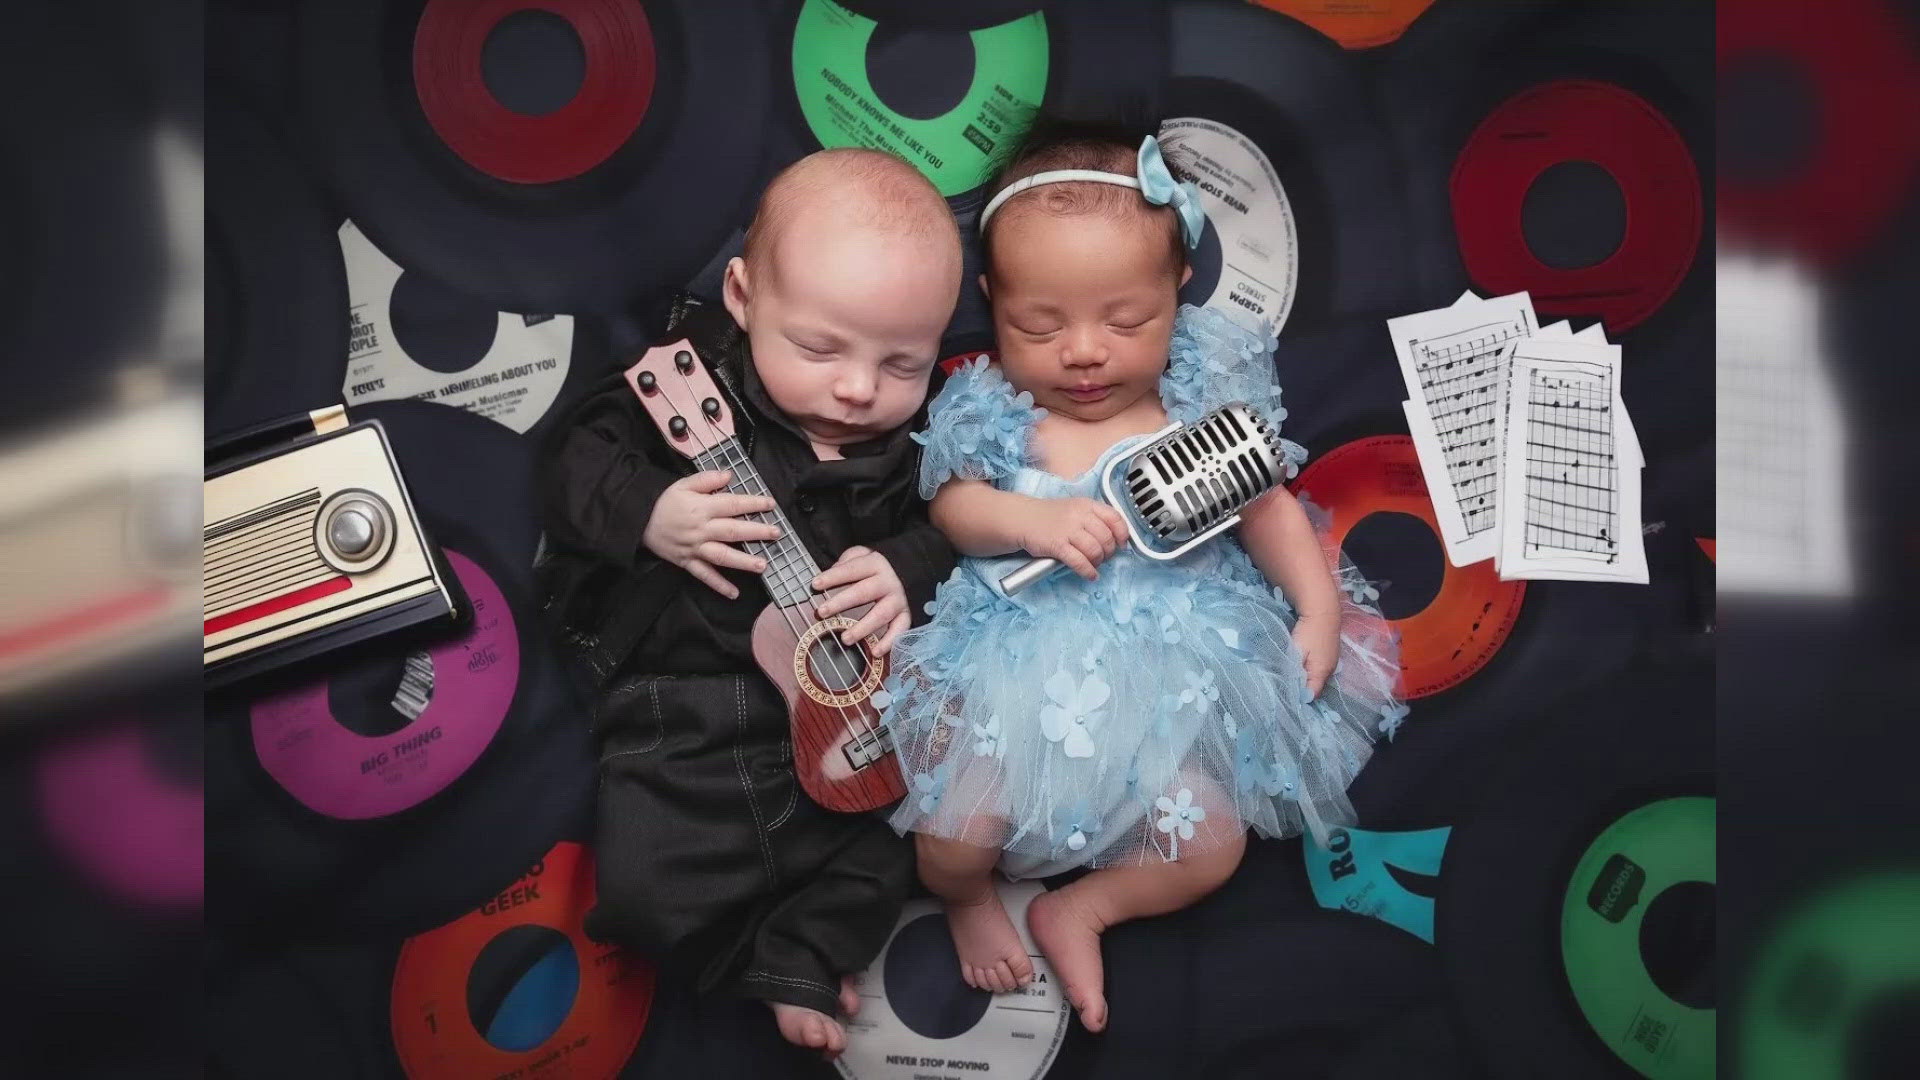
[205,2,1713,1078]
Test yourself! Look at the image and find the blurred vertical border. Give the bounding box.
[0,2,203,1076]
[1720,2,1920,1077]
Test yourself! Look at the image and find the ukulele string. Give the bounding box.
[668,365,881,757]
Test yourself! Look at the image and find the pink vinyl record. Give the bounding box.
[37,720,203,910]
[250,549,518,819]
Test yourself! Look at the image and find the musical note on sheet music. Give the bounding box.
[1493,343,1648,584]
[1388,292,1538,566]
[1519,369,1620,560]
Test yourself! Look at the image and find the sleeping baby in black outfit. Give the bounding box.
[538,148,961,1059]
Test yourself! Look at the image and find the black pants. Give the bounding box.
[584,673,913,1017]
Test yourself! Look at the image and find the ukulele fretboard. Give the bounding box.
[693,442,820,609]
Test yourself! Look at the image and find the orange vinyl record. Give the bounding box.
[1250,0,1436,50]
[390,840,654,1079]
[1292,434,1524,699]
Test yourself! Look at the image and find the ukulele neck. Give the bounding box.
[692,440,821,608]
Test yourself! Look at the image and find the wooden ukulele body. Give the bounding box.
[749,603,904,813]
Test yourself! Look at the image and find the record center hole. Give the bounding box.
[1719,54,1818,187]
[1522,161,1626,271]
[1638,880,1715,1010]
[483,10,586,117]
[1846,980,1920,1080]
[329,651,434,738]
[390,270,500,375]
[468,924,579,1052]
[866,24,975,123]
[883,912,993,1039]
[1341,512,1441,621]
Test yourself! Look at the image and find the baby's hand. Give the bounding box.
[1018,497,1129,581]
[642,469,781,599]
[1291,611,1341,699]
[812,546,910,654]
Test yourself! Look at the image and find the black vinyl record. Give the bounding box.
[206,400,595,944]
[1165,0,1414,335]
[207,82,350,437]
[1435,658,1714,1079]
[206,943,396,1080]
[1268,319,1409,451]
[1183,910,1446,1076]
[298,0,771,315]
[1328,1003,1475,1080]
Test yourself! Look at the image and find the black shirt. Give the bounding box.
[537,298,956,689]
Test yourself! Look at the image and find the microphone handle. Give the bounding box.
[999,434,1156,596]
[999,556,1062,595]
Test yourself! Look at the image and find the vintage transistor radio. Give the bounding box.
[0,392,200,716]
[204,405,463,690]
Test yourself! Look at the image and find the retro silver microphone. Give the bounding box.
[1000,402,1289,595]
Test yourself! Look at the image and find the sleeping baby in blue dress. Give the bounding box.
[876,115,1408,1034]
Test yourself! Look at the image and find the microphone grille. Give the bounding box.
[1123,404,1285,543]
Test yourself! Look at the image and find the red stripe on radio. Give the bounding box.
[203,576,350,637]
[0,587,174,661]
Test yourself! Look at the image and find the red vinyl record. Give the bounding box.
[1291,434,1525,700]
[412,0,656,184]
[1250,0,1437,50]
[1717,0,1920,264]
[1449,79,1701,334]
[390,841,654,1079]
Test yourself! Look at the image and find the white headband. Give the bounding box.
[979,169,1142,230]
[976,136,1207,248]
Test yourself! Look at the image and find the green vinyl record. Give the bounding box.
[790,0,1048,196]
[1560,796,1715,1079]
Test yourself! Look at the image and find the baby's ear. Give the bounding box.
[722,257,751,328]
[1179,263,1193,288]
[976,273,990,301]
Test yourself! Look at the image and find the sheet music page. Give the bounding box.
[1568,320,1643,469]
[1716,250,1854,596]
[1388,291,1538,565]
[1494,340,1648,583]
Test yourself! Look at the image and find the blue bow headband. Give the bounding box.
[977,135,1207,249]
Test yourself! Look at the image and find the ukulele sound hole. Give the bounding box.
[807,637,869,694]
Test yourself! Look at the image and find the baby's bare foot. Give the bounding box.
[944,889,1035,993]
[768,1000,847,1060]
[1027,887,1108,1032]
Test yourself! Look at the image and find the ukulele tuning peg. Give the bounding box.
[702,397,721,419]
[675,350,695,374]
[669,416,689,439]
[637,370,658,394]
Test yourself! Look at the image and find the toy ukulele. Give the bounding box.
[624,339,906,813]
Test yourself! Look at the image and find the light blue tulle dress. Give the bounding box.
[880,306,1407,879]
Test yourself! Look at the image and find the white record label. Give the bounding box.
[339,220,572,434]
[1162,116,1300,336]
[837,879,1070,1080]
